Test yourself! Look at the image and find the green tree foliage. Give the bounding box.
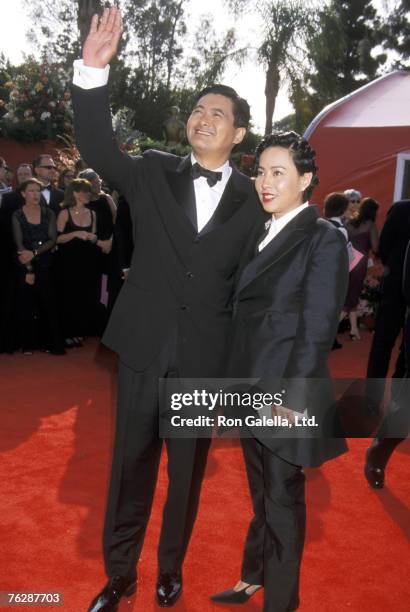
[19,0,242,142]
[227,0,316,135]
[299,0,388,128]
[381,0,410,67]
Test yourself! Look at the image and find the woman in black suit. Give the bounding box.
[211,132,349,612]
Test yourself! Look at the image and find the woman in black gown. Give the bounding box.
[56,178,101,347]
[79,168,117,329]
[12,178,65,355]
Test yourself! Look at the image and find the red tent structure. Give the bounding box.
[304,70,410,222]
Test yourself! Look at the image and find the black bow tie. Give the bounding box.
[42,185,51,191]
[191,162,223,187]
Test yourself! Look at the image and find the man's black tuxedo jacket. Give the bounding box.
[229,206,349,466]
[40,187,64,217]
[72,85,263,376]
[378,199,410,293]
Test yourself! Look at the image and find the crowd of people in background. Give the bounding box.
[0,151,391,357]
[0,153,133,355]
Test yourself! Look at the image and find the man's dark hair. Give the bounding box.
[324,192,349,218]
[255,131,319,200]
[33,154,54,171]
[193,85,250,129]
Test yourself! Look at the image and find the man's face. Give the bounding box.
[17,165,33,185]
[186,94,245,163]
[35,156,56,184]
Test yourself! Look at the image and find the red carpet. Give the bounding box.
[0,330,409,611]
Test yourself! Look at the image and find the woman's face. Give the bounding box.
[346,200,360,219]
[255,146,312,217]
[90,175,102,194]
[22,183,41,206]
[63,171,75,187]
[74,189,91,206]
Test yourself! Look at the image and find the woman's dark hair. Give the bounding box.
[74,158,88,174]
[254,131,319,201]
[350,197,379,227]
[19,178,43,194]
[193,84,250,129]
[63,178,92,208]
[324,192,349,218]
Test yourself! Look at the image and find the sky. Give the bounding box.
[1,0,292,133]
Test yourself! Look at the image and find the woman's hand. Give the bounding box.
[18,250,34,265]
[76,230,89,241]
[87,232,98,243]
[83,7,123,68]
[25,272,35,286]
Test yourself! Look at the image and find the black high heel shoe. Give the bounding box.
[210,584,262,604]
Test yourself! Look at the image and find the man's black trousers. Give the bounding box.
[103,342,211,579]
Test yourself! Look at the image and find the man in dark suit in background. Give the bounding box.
[366,196,410,408]
[72,7,262,611]
[107,195,134,313]
[33,154,64,215]
[365,235,410,488]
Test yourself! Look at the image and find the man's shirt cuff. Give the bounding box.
[73,59,110,89]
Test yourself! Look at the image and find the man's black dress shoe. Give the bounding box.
[210,584,262,604]
[156,570,182,607]
[365,447,385,489]
[88,575,137,612]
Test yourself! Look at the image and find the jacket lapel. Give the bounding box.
[165,154,197,232]
[163,157,251,236]
[236,205,319,295]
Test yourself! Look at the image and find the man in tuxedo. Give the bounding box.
[72,8,262,611]
[366,196,410,408]
[33,154,64,215]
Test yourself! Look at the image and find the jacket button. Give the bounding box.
[186,271,194,279]
[180,304,188,310]
[193,236,200,243]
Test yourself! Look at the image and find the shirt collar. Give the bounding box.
[271,202,309,234]
[191,153,231,181]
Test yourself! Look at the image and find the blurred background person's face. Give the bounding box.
[17,165,33,185]
[0,160,8,184]
[63,170,75,189]
[35,156,57,184]
[346,198,361,219]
